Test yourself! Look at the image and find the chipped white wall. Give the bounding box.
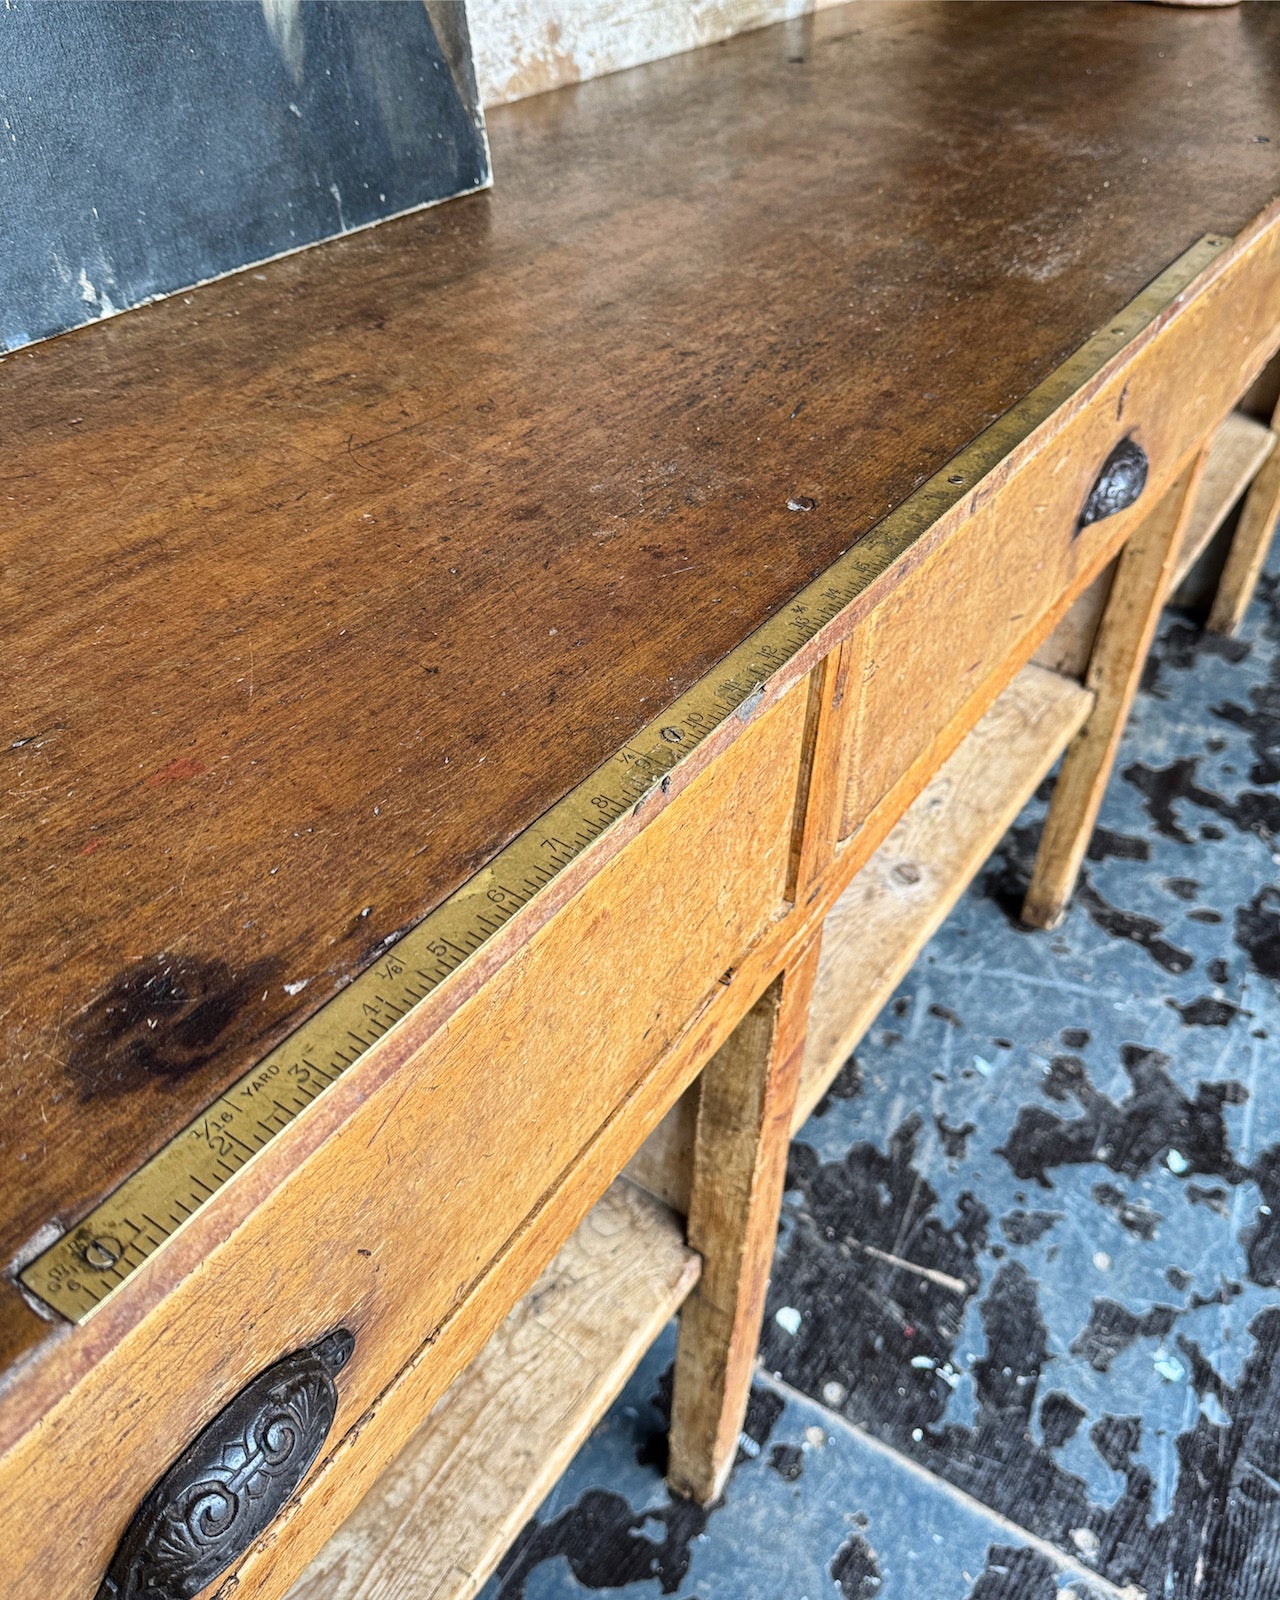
[469,0,833,107]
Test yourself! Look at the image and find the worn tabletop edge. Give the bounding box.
[11,224,1241,1332]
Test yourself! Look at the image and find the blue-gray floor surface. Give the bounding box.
[478,557,1280,1600]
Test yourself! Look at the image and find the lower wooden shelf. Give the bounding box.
[286,1180,699,1600]
[1172,409,1275,589]
[792,662,1093,1128]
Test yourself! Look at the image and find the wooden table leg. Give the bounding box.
[1021,448,1209,930]
[666,935,822,1505]
[1208,413,1280,636]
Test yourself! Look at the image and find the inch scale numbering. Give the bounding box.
[20,234,1229,1323]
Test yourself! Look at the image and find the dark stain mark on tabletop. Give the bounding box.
[67,953,283,1099]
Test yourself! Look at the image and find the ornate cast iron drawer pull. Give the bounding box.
[96,1328,355,1600]
[1078,437,1149,531]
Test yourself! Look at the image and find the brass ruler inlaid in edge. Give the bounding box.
[20,232,1231,1324]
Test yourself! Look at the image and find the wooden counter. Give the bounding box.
[4,5,1280,1598]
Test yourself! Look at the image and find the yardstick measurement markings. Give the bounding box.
[20,233,1230,1325]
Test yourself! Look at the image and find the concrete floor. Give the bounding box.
[479,554,1280,1600]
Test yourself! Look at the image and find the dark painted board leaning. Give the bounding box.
[0,1,488,352]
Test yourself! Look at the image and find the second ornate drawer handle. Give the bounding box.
[1078,437,1149,531]
[95,1327,355,1600]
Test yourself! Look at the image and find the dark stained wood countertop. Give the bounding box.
[5,1,1280,1289]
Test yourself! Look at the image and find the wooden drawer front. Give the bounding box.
[0,685,805,1600]
[838,454,1117,837]
[841,225,1280,839]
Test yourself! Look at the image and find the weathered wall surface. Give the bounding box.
[469,0,830,106]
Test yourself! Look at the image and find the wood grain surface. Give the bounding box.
[1209,384,1280,633]
[5,0,1280,1330]
[1173,410,1275,587]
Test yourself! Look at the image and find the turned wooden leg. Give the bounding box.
[1022,449,1209,930]
[667,936,821,1504]
[1208,432,1280,636]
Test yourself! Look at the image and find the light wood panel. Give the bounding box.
[795,664,1093,1129]
[1209,393,1280,634]
[285,1180,697,1600]
[1033,565,1116,680]
[1172,410,1275,588]
[833,287,1275,851]
[624,1094,698,1217]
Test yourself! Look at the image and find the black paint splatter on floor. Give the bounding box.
[479,569,1280,1597]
